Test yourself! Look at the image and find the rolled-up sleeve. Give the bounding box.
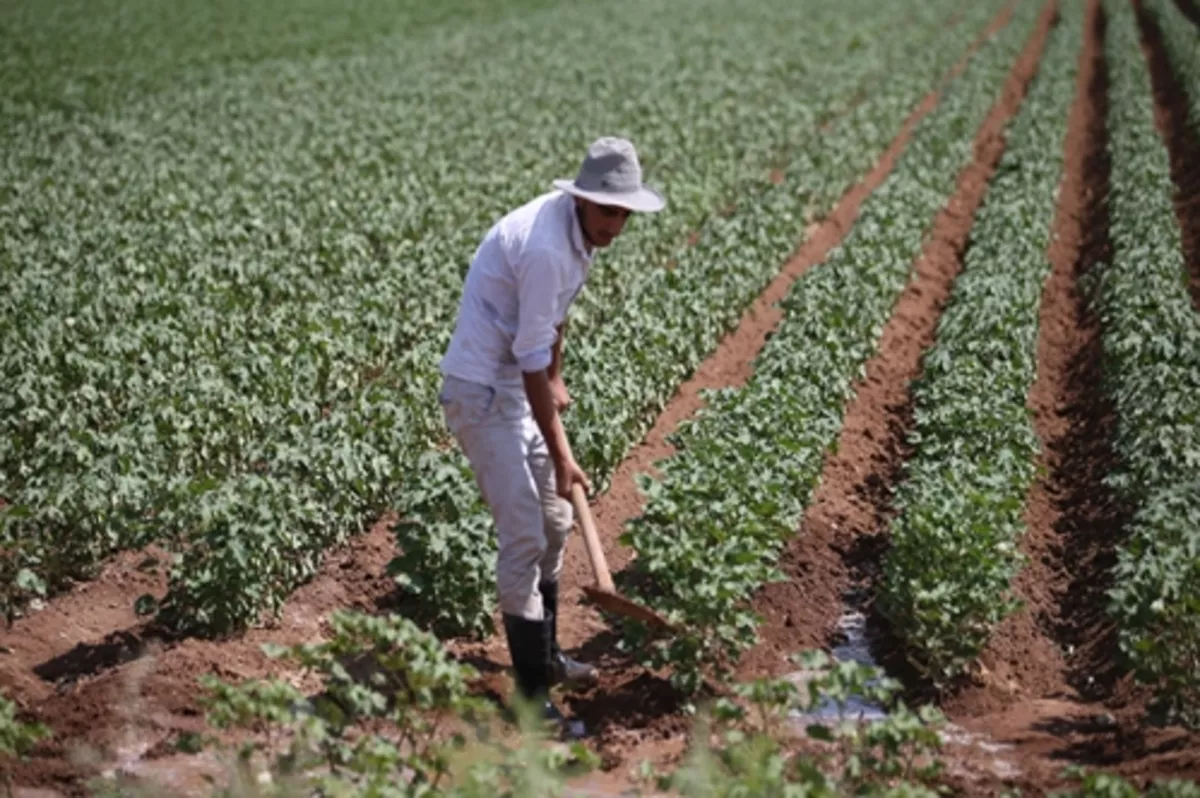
[512,248,563,373]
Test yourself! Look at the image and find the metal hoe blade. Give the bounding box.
[582,584,674,630]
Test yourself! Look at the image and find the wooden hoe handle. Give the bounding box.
[571,482,615,593]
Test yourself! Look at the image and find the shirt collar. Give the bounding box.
[564,192,595,264]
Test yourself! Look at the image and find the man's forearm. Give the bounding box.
[548,321,565,380]
[523,369,571,463]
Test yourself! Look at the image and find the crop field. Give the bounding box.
[3,0,1200,794]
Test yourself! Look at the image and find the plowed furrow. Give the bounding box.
[1135,0,1200,312]
[450,0,1021,768]
[2,5,1016,792]
[929,0,1124,734]
[917,1,1200,787]
[739,1,1060,688]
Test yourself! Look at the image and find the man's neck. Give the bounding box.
[575,205,597,253]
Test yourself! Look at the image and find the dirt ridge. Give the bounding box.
[720,2,1025,686]
[939,4,1200,787]
[1,4,1016,791]
[440,1,1023,772]
[0,1,982,721]
[3,517,401,795]
[0,546,171,709]
[733,0,1197,790]
[990,0,1127,713]
[738,0,1060,698]
[928,0,1124,725]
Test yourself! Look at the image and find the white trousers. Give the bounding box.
[438,375,574,621]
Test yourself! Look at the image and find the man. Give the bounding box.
[438,137,665,735]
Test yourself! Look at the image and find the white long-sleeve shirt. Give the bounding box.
[440,190,594,388]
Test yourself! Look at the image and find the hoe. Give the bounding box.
[570,484,673,632]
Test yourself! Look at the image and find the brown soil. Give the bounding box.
[2,516,400,795]
[1135,0,1200,312]
[7,2,1200,796]
[944,0,1127,719]
[0,3,999,782]
[441,5,1024,779]
[942,1,1200,788]
[740,0,1200,794]
[740,0,1059,688]
[0,546,170,710]
[732,2,1023,687]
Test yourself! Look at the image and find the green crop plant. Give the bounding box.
[877,0,1083,687]
[614,0,1045,694]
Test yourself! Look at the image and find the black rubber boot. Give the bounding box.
[540,580,599,688]
[502,612,585,740]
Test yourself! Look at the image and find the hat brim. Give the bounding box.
[552,179,666,213]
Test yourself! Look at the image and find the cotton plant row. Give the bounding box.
[150,0,977,635]
[388,0,1007,643]
[1099,0,1200,730]
[0,0,953,630]
[1144,0,1200,139]
[611,0,1045,695]
[875,0,1082,687]
[0,0,553,116]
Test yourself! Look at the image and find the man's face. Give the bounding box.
[576,198,631,248]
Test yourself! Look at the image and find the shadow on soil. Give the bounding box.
[565,671,689,739]
[1032,714,1193,767]
[1049,0,1134,705]
[32,625,177,689]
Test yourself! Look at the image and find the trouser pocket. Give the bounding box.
[439,377,496,436]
